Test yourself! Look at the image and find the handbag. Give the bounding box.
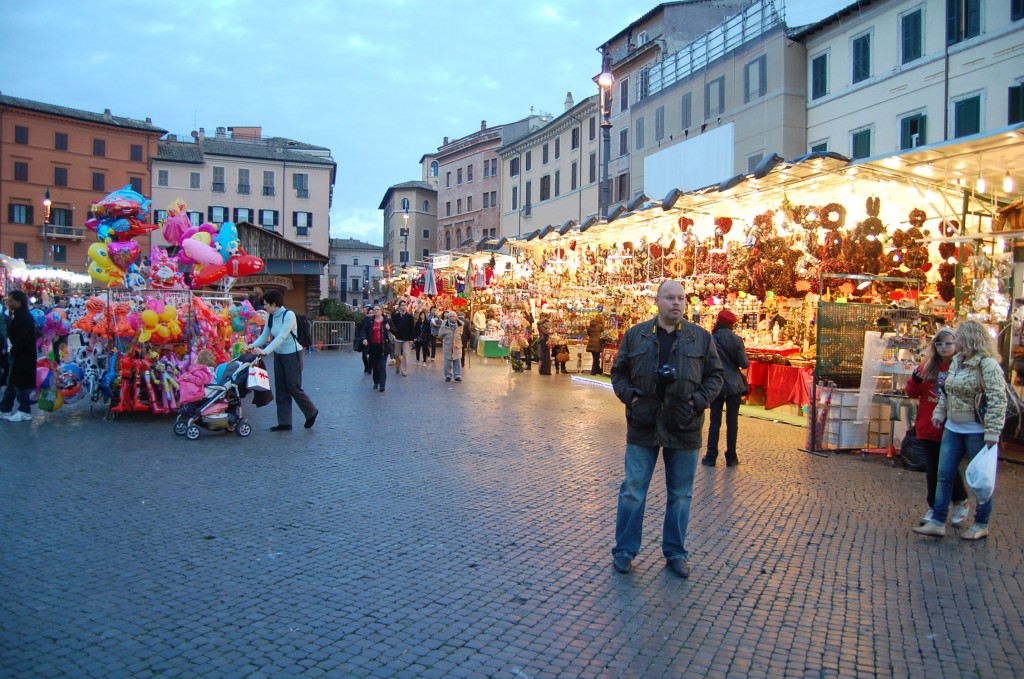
[557,349,570,362]
[247,360,271,392]
[973,359,1024,434]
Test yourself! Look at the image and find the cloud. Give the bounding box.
[533,3,579,28]
[331,207,383,245]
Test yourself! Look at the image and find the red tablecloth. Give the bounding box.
[748,361,813,410]
[746,346,801,356]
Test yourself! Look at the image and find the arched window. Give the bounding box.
[401,197,410,211]
[423,200,429,212]
[456,229,462,245]
[445,233,451,250]
[430,161,439,177]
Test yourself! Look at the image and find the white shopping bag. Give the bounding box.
[965,444,998,504]
[247,363,271,392]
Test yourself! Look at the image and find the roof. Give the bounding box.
[237,222,328,264]
[598,1,702,48]
[378,181,437,210]
[789,0,880,42]
[155,141,204,164]
[0,93,167,133]
[200,138,335,165]
[330,238,383,251]
[261,136,330,151]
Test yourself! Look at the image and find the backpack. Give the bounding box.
[269,311,314,350]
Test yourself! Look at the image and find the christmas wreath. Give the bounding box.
[678,216,694,232]
[714,217,733,235]
[908,208,927,228]
[819,203,847,230]
[939,219,960,237]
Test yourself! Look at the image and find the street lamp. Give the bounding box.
[42,188,52,266]
[400,209,410,267]
[597,70,614,219]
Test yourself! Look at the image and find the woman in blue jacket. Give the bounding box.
[251,289,318,432]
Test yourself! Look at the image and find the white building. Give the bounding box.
[329,238,385,308]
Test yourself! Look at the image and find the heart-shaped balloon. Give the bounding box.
[107,241,140,271]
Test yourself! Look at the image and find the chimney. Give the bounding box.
[481,120,487,131]
[215,127,227,138]
[103,108,112,118]
[228,126,262,141]
[145,117,152,123]
[167,133,178,142]
[443,136,449,145]
[564,92,574,111]
[198,127,206,140]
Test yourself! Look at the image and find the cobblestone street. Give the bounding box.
[2,350,1022,678]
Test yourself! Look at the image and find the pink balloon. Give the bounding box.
[181,238,223,266]
[107,241,141,271]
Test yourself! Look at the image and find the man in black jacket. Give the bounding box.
[391,299,415,376]
[609,280,723,578]
[0,290,37,422]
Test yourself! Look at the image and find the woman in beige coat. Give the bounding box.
[586,313,606,375]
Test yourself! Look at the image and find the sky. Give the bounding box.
[0,0,851,246]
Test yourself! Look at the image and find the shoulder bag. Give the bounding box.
[974,358,1024,435]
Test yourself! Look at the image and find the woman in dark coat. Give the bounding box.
[586,313,605,375]
[702,309,749,467]
[1,290,37,421]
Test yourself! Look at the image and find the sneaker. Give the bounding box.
[950,501,970,527]
[700,456,716,467]
[0,411,12,420]
[422,362,428,367]
[454,377,462,382]
[7,411,32,422]
[960,523,989,540]
[612,554,632,573]
[918,509,934,526]
[912,520,946,537]
[445,377,452,382]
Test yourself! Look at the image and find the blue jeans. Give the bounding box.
[613,444,698,562]
[933,429,991,525]
[444,358,461,380]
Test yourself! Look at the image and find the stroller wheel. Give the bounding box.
[186,424,201,440]
[236,419,252,437]
[174,420,189,436]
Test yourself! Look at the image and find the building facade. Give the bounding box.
[796,0,1024,160]
[328,238,384,308]
[378,180,437,274]
[0,94,165,271]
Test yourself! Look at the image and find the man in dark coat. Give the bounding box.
[703,309,750,467]
[1,290,38,421]
[609,280,723,578]
[390,299,415,376]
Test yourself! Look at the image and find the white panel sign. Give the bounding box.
[643,123,735,199]
[432,254,451,268]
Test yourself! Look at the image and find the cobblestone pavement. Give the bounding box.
[2,351,1022,678]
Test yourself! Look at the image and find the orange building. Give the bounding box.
[0,94,165,272]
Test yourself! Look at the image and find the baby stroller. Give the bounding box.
[174,354,260,440]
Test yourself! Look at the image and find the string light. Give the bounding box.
[976,173,986,194]
[1004,170,1015,194]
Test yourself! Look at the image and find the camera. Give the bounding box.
[657,364,677,384]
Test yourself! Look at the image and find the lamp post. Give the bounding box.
[401,209,410,267]
[42,188,52,266]
[597,71,614,219]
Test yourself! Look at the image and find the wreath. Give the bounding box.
[819,203,847,230]
[667,258,686,277]
[939,219,959,237]
[714,217,733,235]
[678,216,694,232]
[908,208,927,228]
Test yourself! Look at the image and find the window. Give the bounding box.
[744,55,768,102]
[900,113,927,149]
[811,54,828,99]
[852,33,871,84]
[954,94,981,137]
[490,191,496,207]
[1010,84,1024,124]
[511,186,519,210]
[54,167,68,187]
[619,129,628,156]
[456,198,462,214]
[12,242,27,260]
[747,153,764,173]
[510,158,520,176]
[589,116,596,141]
[350,277,360,292]
[153,209,167,225]
[190,172,200,189]
[620,78,629,113]
[401,197,410,211]
[851,128,872,159]
[8,204,32,224]
[901,9,923,64]
[353,257,360,266]
[554,170,561,197]
[525,181,532,209]
[93,139,105,157]
[457,168,463,184]
[540,175,551,201]
[705,77,725,118]
[571,127,580,150]
[1014,0,1024,21]
[483,162,490,178]
[263,170,275,196]
[483,193,490,208]
[54,132,68,151]
[616,173,629,202]
[129,177,142,193]
[130,144,143,162]
[589,152,597,183]
[467,164,473,182]
[635,117,645,150]
[423,200,430,212]
[158,169,169,187]
[259,209,279,229]
[234,208,254,223]
[51,245,67,264]
[554,138,561,160]
[293,173,309,197]
[446,201,451,216]
[571,161,578,191]
[293,211,313,236]
[209,206,229,223]
[525,151,532,171]
[13,161,28,182]
[491,159,498,176]
[422,248,430,258]
[810,141,829,153]
[188,211,202,226]
[51,207,71,226]
[681,93,692,129]
[947,0,980,45]
[237,169,250,194]
[92,172,105,191]
[637,66,650,103]
[467,196,473,211]
[445,234,452,249]
[212,166,225,192]
[14,126,28,144]
[542,143,549,165]
[654,107,665,141]
[422,229,429,239]
[446,171,452,188]
[430,160,439,177]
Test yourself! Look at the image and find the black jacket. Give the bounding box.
[7,306,37,389]
[611,317,723,450]
[360,315,392,346]
[415,318,432,344]
[391,311,415,341]
[711,325,750,397]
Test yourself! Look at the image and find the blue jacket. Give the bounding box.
[253,308,302,355]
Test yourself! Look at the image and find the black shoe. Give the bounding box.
[446,377,452,382]
[701,456,716,467]
[270,424,292,432]
[726,458,739,467]
[373,383,379,389]
[668,558,690,578]
[612,554,632,573]
[304,411,318,429]
[379,387,385,393]
[454,377,462,382]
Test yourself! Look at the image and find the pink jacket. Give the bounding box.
[179,365,213,404]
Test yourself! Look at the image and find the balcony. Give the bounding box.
[296,188,309,198]
[262,186,275,196]
[40,224,86,240]
[237,184,251,194]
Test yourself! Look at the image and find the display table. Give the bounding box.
[747,361,813,410]
[477,337,509,358]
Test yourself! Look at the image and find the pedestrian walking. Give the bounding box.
[0,290,37,422]
[414,310,431,366]
[459,312,471,369]
[391,299,415,376]
[360,305,393,393]
[537,311,552,375]
[609,280,724,578]
[702,309,749,468]
[250,289,319,432]
[521,303,535,370]
[904,327,970,527]
[915,320,1005,540]
[438,310,464,382]
[587,313,605,375]
[0,294,9,388]
[428,306,442,361]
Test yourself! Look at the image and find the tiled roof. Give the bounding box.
[0,94,166,133]
[378,181,436,209]
[200,138,335,165]
[155,141,204,164]
[330,238,383,250]
[263,136,330,151]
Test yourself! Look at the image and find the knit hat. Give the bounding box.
[934,327,955,342]
[717,309,738,327]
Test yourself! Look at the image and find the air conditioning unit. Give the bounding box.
[636,31,648,46]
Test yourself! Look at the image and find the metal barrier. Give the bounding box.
[310,321,356,350]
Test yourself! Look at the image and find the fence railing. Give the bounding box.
[310,320,356,349]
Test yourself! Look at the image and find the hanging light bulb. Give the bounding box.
[1004,170,1015,194]
[976,174,986,194]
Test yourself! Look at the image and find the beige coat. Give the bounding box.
[439,319,464,360]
